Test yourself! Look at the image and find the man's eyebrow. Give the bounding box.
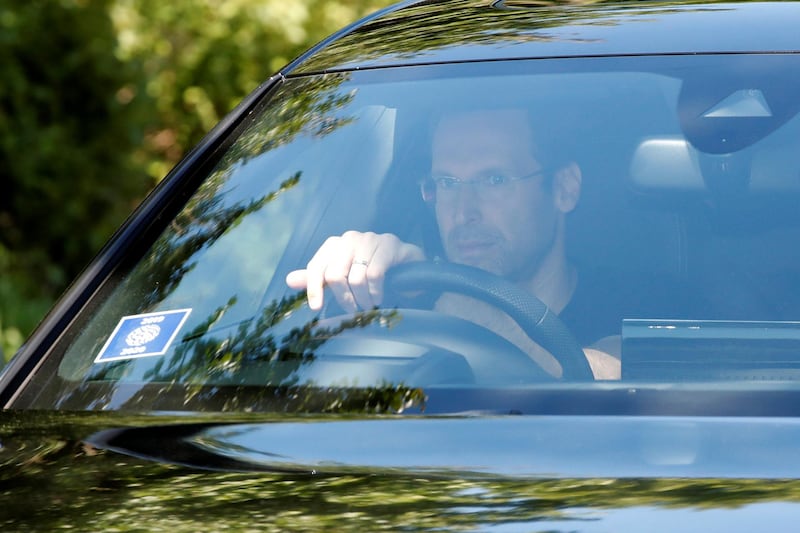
[431,165,517,177]
[480,167,516,176]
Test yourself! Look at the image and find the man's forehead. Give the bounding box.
[434,108,530,135]
[431,109,537,172]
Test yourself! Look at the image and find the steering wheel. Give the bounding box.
[382,261,594,381]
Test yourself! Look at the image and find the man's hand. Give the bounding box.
[286,231,425,312]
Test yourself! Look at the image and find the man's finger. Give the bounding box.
[302,236,349,311]
[348,260,376,310]
[304,259,329,311]
[285,269,308,289]
[286,268,325,310]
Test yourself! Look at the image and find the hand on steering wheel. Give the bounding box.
[285,231,424,312]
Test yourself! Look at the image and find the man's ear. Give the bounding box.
[553,162,582,213]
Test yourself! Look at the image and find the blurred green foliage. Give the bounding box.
[0,0,392,361]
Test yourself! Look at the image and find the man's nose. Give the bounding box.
[451,182,483,223]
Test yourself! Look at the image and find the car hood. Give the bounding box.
[4,410,800,530]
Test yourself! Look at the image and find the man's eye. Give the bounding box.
[486,175,510,186]
[435,177,460,189]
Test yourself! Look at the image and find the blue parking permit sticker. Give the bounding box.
[94,309,192,363]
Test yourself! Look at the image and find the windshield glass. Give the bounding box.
[16,54,800,412]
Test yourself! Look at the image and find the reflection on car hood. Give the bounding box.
[4,410,800,530]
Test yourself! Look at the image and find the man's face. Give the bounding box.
[431,110,563,281]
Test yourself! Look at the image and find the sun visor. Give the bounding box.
[630,136,800,194]
[629,136,704,192]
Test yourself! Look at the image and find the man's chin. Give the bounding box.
[450,254,506,277]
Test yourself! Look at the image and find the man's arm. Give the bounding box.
[583,348,621,380]
[436,293,621,380]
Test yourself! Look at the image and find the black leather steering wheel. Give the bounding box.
[384,261,594,381]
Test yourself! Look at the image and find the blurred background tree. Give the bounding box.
[0,0,392,361]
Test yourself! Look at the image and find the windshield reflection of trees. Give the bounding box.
[64,73,425,414]
[127,297,426,413]
[68,74,354,365]
[132,73,356,308]
[299,1,716,71]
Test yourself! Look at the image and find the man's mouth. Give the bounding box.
[451,237,499,261]
[447,226,502,262]
[455,239,493,253]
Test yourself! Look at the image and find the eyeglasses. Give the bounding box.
[420,169,548,204]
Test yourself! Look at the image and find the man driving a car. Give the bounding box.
[286,108,621,380]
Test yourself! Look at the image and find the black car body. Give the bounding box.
[5,1,800,529]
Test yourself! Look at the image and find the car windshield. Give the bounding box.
[15,54,800,412]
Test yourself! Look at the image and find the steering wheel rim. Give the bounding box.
[384,261,594,381]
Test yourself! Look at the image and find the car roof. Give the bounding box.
[287,0,800,75]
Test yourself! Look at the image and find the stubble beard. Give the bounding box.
[443,224,557,283]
